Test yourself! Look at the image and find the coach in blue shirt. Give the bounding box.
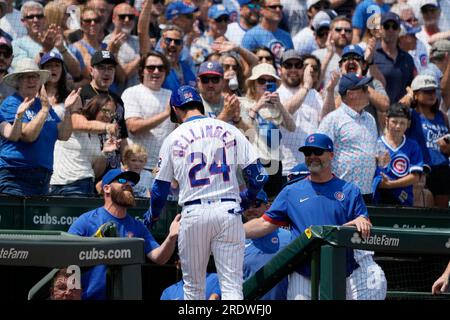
[374,12,415,103]
[244,133,372,300]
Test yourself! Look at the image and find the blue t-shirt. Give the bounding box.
[162,60,197,93]
[416,111,449,167]
[160,273,221,300]
[242,25,294,66]
[0,93,60,170]
[372,135,424,206]
[244,228,291,300]
[263,176,367,277]
[68,207,159,300]
[352,0,390,31]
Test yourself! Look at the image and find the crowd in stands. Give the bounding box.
[0,0,449,209]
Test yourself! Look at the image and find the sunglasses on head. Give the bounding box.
[145,64,165,72]
[383,22,399,30]
[115,178,135,187]
[302,148,325,157]
[164,37,183,46]
[24,14,44,20]
[282,61,303,69]
[200,76,221,84]
[256,78,275,85]
[334,27,352,34]
[118,14,135,21]
[215,15,229,23]
[82,17,101,24]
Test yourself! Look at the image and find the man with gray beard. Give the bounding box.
[68,168,180,300]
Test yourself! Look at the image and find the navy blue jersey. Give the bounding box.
[373,135,423,206]
[263,176,368,277]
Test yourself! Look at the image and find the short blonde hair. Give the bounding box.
[122,144,148,163]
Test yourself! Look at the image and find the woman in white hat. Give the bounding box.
[239,63,296,198]
[0,58,81,196]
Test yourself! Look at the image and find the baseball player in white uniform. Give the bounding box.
[147,86,268,300]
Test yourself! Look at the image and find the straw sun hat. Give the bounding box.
[3,58,50,88]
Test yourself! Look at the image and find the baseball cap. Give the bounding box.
[165,1,198,20]
[299,133,334,152]
[91,50,117,66]
[208,4,229,20]
[307,0,324,9]
[386,103,411,119]
[341,44,364,58]
[312,11,331,31]
[169,85,205,122]
[198,61,224,77]
[411,74,438,91]
[0,36,12,54]
[102,168,140,186]
[420,0,439,9]
[280,49,302,65]
[248,63,280,81]
[399,21,421,36]
[39,51,64,66]
[381,12,401,26]
[430,40,450,60]
[237,0,252,6]
[338,72,373,96]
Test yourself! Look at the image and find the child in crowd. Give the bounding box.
[122,144,153,198]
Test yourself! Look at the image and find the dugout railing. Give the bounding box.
[243,225,450,300]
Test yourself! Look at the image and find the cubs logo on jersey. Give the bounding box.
[334,191,345,201]
[391,155,409,177]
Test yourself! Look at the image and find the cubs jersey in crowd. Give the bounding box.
[372,135,424,206]
[263,176,368,278]
[155,116,258,205]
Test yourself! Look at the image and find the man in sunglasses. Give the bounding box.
[245,133,375,300]
[0,36,14,104]
[225,0,261,46]
[68,168,181,300]
[104,2,140,90]
[374,12,415,103]
[318,73,378,203]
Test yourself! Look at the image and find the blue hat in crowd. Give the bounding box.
[165,1,198,20]
[299,133,334,152]
[400,21,421,36]
[170,85,205,122]
[288,163,310,181]
[197,61,224,77]
[237,0,252,6]
[102,168,140,187]
[381,12,401,26]
[39,51,64,66]
[338,72,373,96]
[208,4,229,20]
[342,44,365,58]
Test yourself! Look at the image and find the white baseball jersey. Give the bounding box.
[156,117,258,205]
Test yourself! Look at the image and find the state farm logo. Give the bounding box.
[350,232,400,247]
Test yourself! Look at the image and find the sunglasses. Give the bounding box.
[256,78,276,85]
[334,27,352,34]
[200,76,221,84]
[24,14,44,20]
[223,63,238,71]
[247,3,261,10]
[145,64,165,72]
[282,61,303,69]
[265,4,283,10]
[341,54,362,62]
[153,0,165,4]
[0,51,12,59]
[420,89,436,94]
[183,13,194,20]
[164,37,183,46]
[118,14,135,21]
[383,22,399,30]
[100,108,117,118]
[82,17,101,24]
[215,15,229,23]
[302,148,325,157]
[258,55,273,62]
[115,178,136,187]
[405,17,418,24]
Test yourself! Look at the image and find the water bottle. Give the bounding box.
[229,75,239,93]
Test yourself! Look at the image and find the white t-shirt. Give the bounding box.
[224,22,247,46]
[155,117,258,205]
[277,85,324,175]
[292,27,318,55]
[51,131,102,185]
[122,84,175,169]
